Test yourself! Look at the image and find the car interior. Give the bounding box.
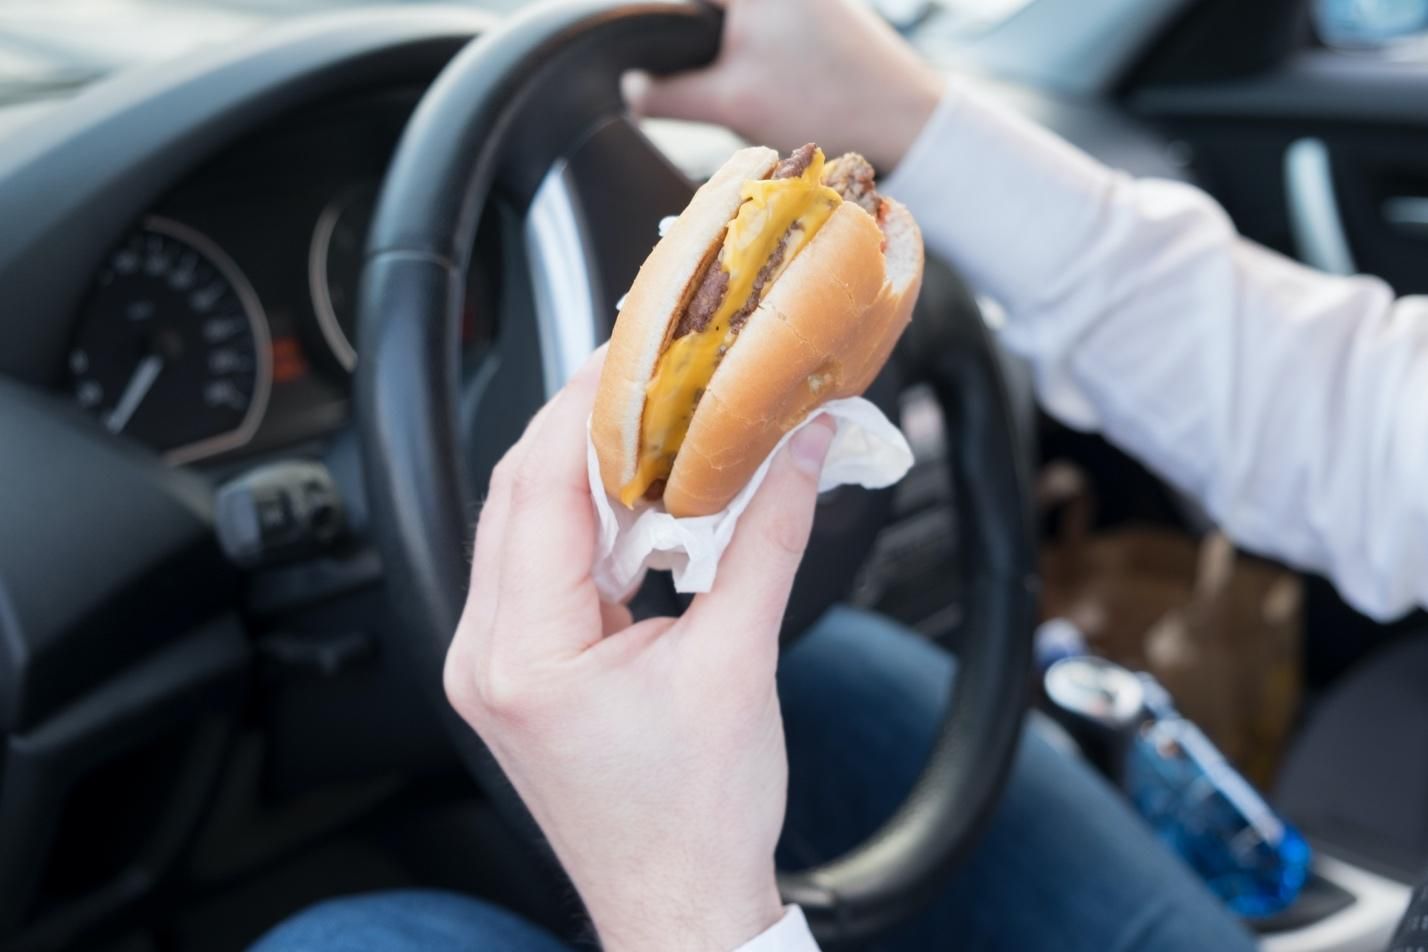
[1,0,1426,950]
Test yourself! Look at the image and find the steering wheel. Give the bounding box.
[356,0,1036,944]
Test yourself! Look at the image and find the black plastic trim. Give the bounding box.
[1134,50,1428,127]
[0,380,230,733]
[0,616,245,942]
[1121,0,1310,88]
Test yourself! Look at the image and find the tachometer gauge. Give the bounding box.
[69,217,272,465]
[309,184,376,371]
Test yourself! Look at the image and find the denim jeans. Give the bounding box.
[251,607,1256,951]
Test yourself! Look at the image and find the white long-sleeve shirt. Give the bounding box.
[737,76,1428,952]
[890,81,1428,623]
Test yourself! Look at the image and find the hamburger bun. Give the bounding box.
[593,145,923,517]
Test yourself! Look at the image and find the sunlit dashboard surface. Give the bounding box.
[64,91,493,467]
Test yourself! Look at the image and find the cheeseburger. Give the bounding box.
[593,144,923,517]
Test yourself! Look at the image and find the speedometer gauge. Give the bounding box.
[69,217,272,465]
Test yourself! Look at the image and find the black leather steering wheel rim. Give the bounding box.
[356,0,1038,944]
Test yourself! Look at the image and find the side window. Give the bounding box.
[1313,0,1428,51]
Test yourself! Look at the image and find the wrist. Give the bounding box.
[866,64,944,173]
[587,878,785,952]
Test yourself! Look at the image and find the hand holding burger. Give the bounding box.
[445,349,836,952]
[449,139,924,952]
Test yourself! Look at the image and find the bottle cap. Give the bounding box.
[1045,655,1146,729]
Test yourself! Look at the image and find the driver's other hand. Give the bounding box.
[444,346,835,952]
[624,0,944,173]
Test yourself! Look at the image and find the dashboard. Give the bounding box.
[61,90,496,468]
[0,3,1191,477]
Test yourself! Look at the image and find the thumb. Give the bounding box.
[623,68,731,126]
[687,417,836,652]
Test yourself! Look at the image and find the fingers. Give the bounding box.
[465,382,562,613]
[451,387,560,709]
[490,348,610,654]
[623,68,729,126]
[686,416,835,659]
[464,346,607,627]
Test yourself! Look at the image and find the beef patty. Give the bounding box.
[673,145,882,340]
[824,153,883,218]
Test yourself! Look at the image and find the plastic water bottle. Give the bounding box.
[1034,620,1311,918]
[1125,674,1312,918]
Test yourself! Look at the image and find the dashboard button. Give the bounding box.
[256,491,293,541]
[216,461,345,567]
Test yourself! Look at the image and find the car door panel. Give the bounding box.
[1132,50,1428,294]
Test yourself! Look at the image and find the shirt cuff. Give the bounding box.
[733,906,820,952]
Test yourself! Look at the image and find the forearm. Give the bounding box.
[887,80,1428,620]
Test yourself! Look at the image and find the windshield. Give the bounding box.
[0,0,1033,103]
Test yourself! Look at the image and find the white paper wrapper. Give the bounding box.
[588,397,914,600]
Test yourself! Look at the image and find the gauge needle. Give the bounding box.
[105,355,163,434]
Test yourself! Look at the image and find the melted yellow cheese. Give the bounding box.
[618,150,843,507]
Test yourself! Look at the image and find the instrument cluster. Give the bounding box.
[65,92,492,466]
